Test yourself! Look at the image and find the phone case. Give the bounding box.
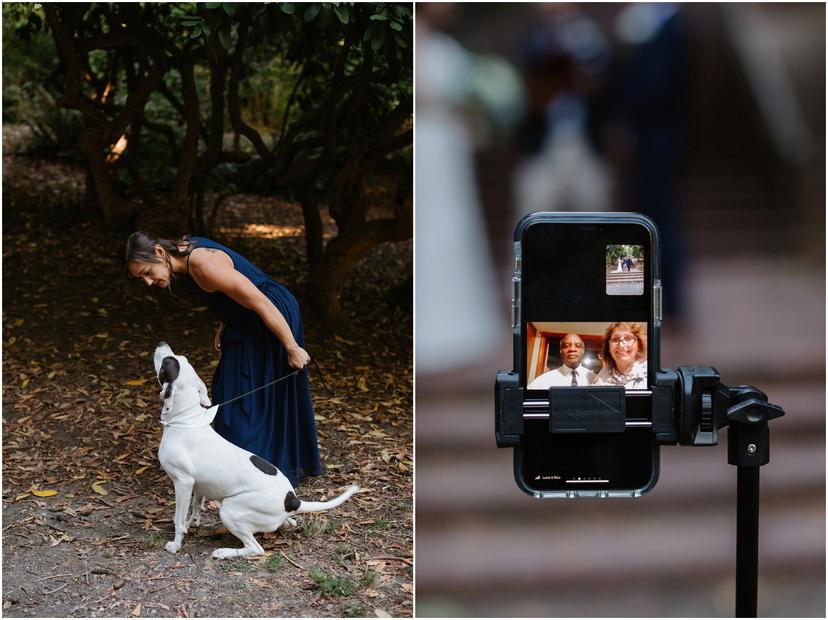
[512,212,662,498]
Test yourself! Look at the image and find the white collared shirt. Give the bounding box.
[527,364,596,389]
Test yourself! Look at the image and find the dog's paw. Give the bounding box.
[165,541,181,554]
[211,548,236,560]
[283,517,297,529]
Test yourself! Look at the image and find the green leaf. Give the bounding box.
[304,4,321,22]
[370,14,388,21]
[393,33,407,49]
[281,3,295,15]
[223,3,237,16]
[390,20,402,32]
[334,5,349,24]
[363,23,377,42]
[205,2,221,8]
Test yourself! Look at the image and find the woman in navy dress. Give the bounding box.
[124,231,322,486]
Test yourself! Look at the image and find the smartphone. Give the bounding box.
[513,212,661,497]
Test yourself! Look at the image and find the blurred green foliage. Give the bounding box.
[606,244,644,265]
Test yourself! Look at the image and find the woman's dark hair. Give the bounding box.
[122,231,197,292]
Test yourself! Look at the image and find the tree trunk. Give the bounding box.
[306,218,406,326]
[298,189,325,270]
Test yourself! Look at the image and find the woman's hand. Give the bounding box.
[214,322,224,352]
[286,344,311,369]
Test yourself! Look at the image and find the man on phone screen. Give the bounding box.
[528,333,596,388]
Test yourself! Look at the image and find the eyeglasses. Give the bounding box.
[610,335,637,346]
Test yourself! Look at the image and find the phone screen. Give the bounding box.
[517,216,659,496]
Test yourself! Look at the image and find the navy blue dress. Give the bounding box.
[182,237,322,487]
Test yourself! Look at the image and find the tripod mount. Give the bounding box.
[495,366,784,617]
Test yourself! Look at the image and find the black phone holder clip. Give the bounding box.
[495,367,783,617]
[496,366,782,456]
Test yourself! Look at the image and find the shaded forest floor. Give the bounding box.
[2,130,413,618]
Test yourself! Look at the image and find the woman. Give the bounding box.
[124,232,322,486]
[592,322,647,389]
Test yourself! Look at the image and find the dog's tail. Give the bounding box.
[287,485,360,514]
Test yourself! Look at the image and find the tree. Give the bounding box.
[17,2,412,324]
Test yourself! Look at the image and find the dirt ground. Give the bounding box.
[2,133,413,618]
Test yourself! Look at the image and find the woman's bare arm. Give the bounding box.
[189,249,310,368]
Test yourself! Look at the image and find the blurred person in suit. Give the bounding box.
[615,3,689,321]
[513,4,613,216]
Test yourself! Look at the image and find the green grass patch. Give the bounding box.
[342,601,368,617]
[265,554,283,572]
[309,568,358,597]
[371,517,391,532]
[360,569,377,588]
[217,557,252,572]
[144,532,166,549]
[302,517,327,538]
[333,543,358,563]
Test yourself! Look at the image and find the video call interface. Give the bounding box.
[525,245,649,392]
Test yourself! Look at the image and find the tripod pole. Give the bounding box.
[724,387,782,618]
[735,465,760,617]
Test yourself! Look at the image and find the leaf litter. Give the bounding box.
[2,145,412,617]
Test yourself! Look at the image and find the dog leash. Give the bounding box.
[212,356,330,409]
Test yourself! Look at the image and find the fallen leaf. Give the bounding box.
[125,378,148,386]
[130,603,141,617]
[15,492,31,501]
[135,465,149,475]
[374,608,390,617]
[92,481,108,496]
[31,488,58,497]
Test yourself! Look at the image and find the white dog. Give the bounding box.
[153,341,359,559]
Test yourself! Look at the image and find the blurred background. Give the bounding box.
[415,3,824,617]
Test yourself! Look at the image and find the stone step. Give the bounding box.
[415,498,824,595]
[415,431,823,517]
[605,272,643,282]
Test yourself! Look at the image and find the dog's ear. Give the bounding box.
[197,376,211,408]
[153,342,174,374]
[158,356,180,386]
[161,381,176,414]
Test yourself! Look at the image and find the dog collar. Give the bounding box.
[160,404,219,429]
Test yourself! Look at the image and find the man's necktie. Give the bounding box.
[571,369,578,386]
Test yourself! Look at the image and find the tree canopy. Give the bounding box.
[5,2,412,322]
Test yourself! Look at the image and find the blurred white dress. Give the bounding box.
[415,31,502,373]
